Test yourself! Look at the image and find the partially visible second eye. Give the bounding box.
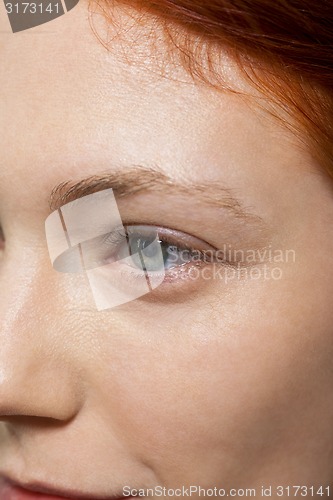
[0,227,5,252]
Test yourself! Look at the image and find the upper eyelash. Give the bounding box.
[101,225,128,248]
[100,225,208,260]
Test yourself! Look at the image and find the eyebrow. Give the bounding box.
[48,165,263,225]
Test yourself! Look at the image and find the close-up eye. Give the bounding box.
[75,223,224,306]
[102,224,219,278]
[45,189,229,310]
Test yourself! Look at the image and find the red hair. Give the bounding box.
[95,0,333,177]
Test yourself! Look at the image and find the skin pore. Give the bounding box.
[0,0,333,497]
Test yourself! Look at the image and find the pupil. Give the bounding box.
[129,234,156,255]
[126,233,189,272]
[140,237,159,258]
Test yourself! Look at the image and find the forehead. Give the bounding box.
[0,2,263,132]
[0,1,304,221]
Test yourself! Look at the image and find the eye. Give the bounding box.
[114,226,202,273]
[54,224,229,309]
[58,223,229,308]
[88,224,224,290]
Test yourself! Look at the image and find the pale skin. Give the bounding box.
[0,1,333,498]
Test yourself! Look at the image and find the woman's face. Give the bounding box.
[1,1,333,497]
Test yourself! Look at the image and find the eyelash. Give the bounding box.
[103,225,206,256]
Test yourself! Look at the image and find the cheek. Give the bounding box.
[87,253,333,487]
[95,336,238,487]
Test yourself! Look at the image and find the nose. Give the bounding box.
[0,244,85,422]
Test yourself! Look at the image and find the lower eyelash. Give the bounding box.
[118,258,208,285]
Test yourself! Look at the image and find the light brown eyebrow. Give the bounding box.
[48,165,263,225]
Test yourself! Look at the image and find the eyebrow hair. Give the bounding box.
[48,165,263,225]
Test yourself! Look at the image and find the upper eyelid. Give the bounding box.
[101,225,188,249]
[99,224,217,261]
[122,223,217,250]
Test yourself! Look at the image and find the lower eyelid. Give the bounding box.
[90,256,228,308]
[118,258,215,286]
